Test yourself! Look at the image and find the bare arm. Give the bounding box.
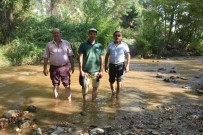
[69,56,74,73]
[125,52,131,72]
[78,53,84,76]
[43,58,49,76]
[104,53,110,72]
[99,54,104,77]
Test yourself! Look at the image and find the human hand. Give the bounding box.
[43,68,48,76]
[80,70,85,77]
[70,65,74,73]
[105,66,108,73]
[99,71,103,78]
[125,65,129,73]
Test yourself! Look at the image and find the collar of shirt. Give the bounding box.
[113,41,122,46]
[52,39,63,46]
[87,40,98,45]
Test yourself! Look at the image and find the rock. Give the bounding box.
[158,68,166,71]
[103,126,111,133]
[51,127,64,135]
[15,128,22,133]
[113,132,122,135]
[161,132,166,135]
[80,111,87,116]
[194,76,200,78]
[3,110,20,118]
[122,130,134,135]
[152,131,159,135]
[90,128,105,134]
[26,105,37,113]
[169,70,176,73]
[163,77,176,83]
[18,120,31,129]
[36,128,42,135]
[169,76,176,79]
[196,89,203,94]
[163,78,170,82]
[180,77,188,80]
[32,127,42,135]
[156,74,163,78]
[0,118,9,128]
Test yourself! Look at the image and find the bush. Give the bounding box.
[134,36,151,58]
[3,39,42,66]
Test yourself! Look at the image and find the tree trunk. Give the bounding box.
[166,5,176,48]
[50,0,56,16]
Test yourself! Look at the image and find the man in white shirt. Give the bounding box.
[105,31,131,97]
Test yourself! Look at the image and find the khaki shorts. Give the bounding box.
[81,72,100,95]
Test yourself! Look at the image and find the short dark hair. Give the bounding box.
[113,31,121,36]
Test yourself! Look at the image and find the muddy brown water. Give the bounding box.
[0,57,203,134]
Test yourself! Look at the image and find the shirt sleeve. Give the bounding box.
[67,42,74,56]
[43,43,50,58]
[100,45,105,55]
[78,43,83,54]
[124,44,130,53]
[106,45,110,54]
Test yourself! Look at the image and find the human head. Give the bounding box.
[113,31,122,43]
[52,28,62,42]
[88,28,97,41]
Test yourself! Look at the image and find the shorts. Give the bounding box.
[49,64,70,86]
[79,72,100,95]
[109,62,125,83]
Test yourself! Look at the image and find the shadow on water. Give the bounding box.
[0,57,203,134]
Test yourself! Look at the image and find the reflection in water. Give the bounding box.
[109,97,121,109]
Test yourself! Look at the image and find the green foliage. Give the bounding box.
[0,46,11,66]
[187,39,203,55]
[1,0,203,67]
[134,36,151,57]
[121,6,138,29]
[3,39,42,65]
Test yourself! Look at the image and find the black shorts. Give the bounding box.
[109,62,125,83]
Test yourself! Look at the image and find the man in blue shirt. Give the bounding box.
[105,31,131,97]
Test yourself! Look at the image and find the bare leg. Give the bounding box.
[53,85,59,99]
[110,82,116,97]
[83,93,88,102]
[82,75,89,102]
[82,83,89,102]
[116,82,122,97]
[65,85,71,102]
[92,86,98,102]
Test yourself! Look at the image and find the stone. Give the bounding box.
[15,128,22,133]
[36,128,42,135]
[0,118,9,128]
[3,110,20,118]
[122,130,134,135]
[51,127,64,135]
[26,105,37,113]
[152,131,160,135]
[156,74,163,78]
[18,120,31,129]
[90,128,105,134]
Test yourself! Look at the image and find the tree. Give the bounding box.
[0,0,31,44]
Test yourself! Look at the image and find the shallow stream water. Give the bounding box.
[0,57,203,134]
